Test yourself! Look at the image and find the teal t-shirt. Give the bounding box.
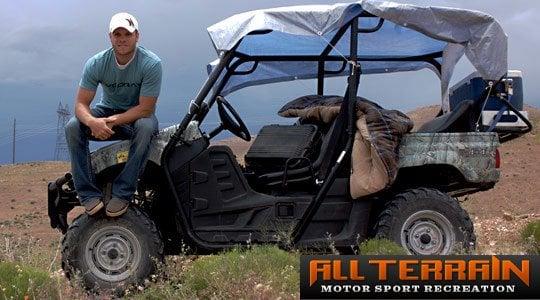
[79,46,162,110]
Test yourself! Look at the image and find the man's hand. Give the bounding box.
[101,96,157,126]
[88,118,115,140]
[104,115,119,128]
[74,87,114,140]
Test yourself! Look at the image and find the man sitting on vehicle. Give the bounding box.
[65,12,162,217]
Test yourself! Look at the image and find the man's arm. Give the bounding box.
[104,96,157,127]
[75,87,97,125]
[75,87,115,140]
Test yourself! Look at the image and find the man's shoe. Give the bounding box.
[106,197,129,217]
[84,198,104,215]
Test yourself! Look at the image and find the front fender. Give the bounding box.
[48,173,78,234]
[91,121,203,174]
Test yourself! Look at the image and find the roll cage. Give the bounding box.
[159,13,444,248]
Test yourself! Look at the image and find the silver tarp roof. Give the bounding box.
[207,1,507,111]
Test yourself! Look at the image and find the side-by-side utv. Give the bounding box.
[47,1,527,291]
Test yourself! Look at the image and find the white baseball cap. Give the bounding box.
[109,12,139,33]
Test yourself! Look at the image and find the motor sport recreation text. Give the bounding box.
[300,255,539,299]
[319,284,516,293]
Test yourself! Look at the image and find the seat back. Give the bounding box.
[253,115,343,189]
[252,90,351,189]
[311,119,338,175]
[244,124,320,174]
[417,100,475,133]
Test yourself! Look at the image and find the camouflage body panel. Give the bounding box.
[91,121,202,174]
[398,132,500,183]
[91,123,500,184]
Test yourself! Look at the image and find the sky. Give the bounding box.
[0,0,539,163]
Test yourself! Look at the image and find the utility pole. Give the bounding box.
[12,118,16,164]
[55,102,71,161]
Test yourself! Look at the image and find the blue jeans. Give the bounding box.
[65,106,158,204]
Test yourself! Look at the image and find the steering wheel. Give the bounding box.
[216,96,251,141]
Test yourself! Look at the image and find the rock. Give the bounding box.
[502,212,514,221]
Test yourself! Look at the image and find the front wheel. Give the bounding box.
[61,206,163,292]
[374,188,475,255]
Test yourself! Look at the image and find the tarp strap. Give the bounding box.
[474,82,494,131]
[317,28,359,70]
[486,102,508,132]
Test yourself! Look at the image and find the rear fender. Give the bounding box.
[398,132,500,183]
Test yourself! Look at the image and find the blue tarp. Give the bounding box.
[206,1,507,111]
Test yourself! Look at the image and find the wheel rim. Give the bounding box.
[85,225,142,282]
[400,210,455,255]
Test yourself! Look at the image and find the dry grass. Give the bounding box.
[1,231,539,299]
[0,235,302,299]
[0,236,88,299]
[0,262,58,299]
[358,238,407,255]
[133,245,299,299]
[521,219,540,254]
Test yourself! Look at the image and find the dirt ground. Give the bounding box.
[0,106,538,254]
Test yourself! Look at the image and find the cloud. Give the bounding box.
[0,25,88,83]
[0,0,538,105]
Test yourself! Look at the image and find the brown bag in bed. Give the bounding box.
[279,95,413,198]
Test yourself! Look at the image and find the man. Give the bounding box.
[65,12,162,217]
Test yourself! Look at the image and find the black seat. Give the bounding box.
[417,100,475,133]
[251,89,351,191]
[244,124,321,174]
[255,119,339,189]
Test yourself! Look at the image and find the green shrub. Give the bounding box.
[521,220,540,254]
[359,238,407,255]
[0,262,59,299]
[135,245,299,299]
[185,245,298,298]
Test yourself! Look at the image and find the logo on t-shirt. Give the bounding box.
[104,82,141,88]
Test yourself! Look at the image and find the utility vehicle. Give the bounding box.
[48,1,527,291]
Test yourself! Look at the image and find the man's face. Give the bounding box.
[109,28,139,55]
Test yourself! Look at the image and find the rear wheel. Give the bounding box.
[374,188,475,255]
[61,206,163,293]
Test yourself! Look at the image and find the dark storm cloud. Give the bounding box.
[1,0,537,99]
[1,25,83,83]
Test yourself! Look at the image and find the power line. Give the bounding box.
[0,124,57,147]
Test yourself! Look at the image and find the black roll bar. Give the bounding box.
[292,17,361,243]
[160,50,236,250]
[159,12,442,249]
[358,18,384,33]
[317,21,354,95]
[195,57,253,123]
[161,50,235,160]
